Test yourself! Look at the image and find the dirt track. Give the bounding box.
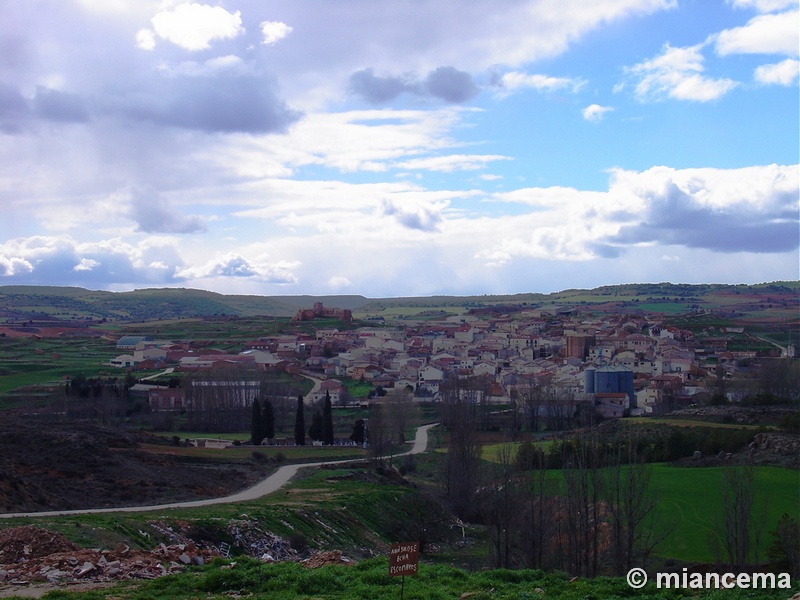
[0,423,438,519]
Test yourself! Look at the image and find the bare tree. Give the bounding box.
[719,464,764,569]
[601,435,669,575]
[440,375,483,521]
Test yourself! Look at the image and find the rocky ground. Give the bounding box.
[0,417,273,513]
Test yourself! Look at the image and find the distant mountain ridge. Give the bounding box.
[0,282,797,322]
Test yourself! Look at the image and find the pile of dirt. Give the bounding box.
[0,527,217,587]
[0,417,272,513]
[0,526,80,563]
[302,550,353,568]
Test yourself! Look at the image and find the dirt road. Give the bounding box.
[0,423,438,519]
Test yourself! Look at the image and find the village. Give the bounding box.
[110,302,791,423]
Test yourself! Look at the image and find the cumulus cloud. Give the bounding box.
[582,104,614,122]
[174,254,299,283]
[424,66,480,103]
[146,3,243,51]
[715,9,799,56]
[608,164,800,253]
[349,66,478,104]
[348,69,418,104]
[0,236,184,286]
[379,198,445,232]
[754,58,800,85]
[478,164,799,265]
[73,258,100,271]
[0,254,33,276]
[260,20,293,45]
[621,43,739,101]
[126,188,206,234]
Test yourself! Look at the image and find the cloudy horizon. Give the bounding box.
[1,0,798,297]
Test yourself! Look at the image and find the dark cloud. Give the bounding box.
[125,73,302,134]
[424,66,479,103]
[349,66,479,104]
[610,182,800,253]
[348,68,417,104]
[380,199,442,231]
[32,86,90,123]
[0,83,29,133]
[128,188,206,234]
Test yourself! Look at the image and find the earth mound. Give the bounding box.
[0,417,272,513]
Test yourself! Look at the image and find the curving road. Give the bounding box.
[0,423,438,519]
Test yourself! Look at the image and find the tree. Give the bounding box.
[322,390,334,445]
[350,418,365,445]
[308,410,324,442]
[719,464,764,569]
[294,394,306,446]
[262,398,275,442]
[440,375,483,521]
[250,398,263,445]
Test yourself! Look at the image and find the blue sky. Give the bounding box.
[0,0,797,297]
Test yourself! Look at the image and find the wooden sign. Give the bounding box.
[388,542,420,577]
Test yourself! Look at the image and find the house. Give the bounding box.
[116,335,153,350]
[110,354,136,368]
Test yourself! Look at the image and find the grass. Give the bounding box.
[10,557,797,599]
[650,464,799,563]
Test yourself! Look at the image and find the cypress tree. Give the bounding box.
[262,398,275,442]
[323,390,334,445]
[250,398,263,445]
[294,394,306,446]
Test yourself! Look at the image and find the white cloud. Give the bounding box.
[73,258,100,271]
[754,58,800,85]
[135,28,156,51]
[623,43,739,102]
[150,3,243,51]
[582,104,614,122]
[715,9,800,56]
[328,276,351,289]
[174,254,299,283]
[261,21,293,45]
[497,71,586,95]
[395,154,510,173]
[729,0,797,14]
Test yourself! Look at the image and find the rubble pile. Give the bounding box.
[226,519,295,562]
[0,527,217,586]
[302,550,353,568]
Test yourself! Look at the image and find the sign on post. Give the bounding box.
[389,542,420,577]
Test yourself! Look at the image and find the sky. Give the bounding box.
[0,0,798,298]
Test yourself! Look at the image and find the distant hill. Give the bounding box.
[0,282,797,323]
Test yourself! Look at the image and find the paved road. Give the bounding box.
[0,423,439,519]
